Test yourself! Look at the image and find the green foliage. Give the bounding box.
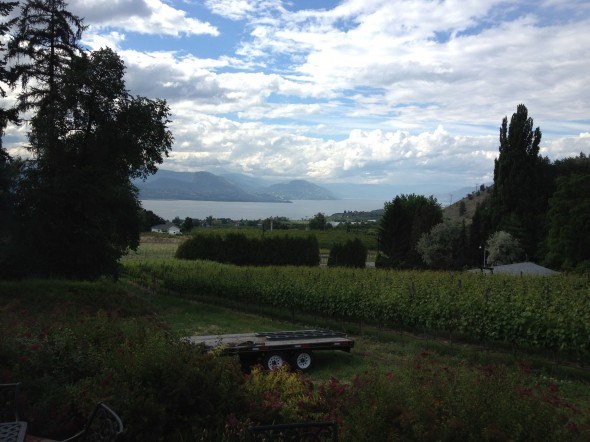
[416,220,467,270]
[2,279,590,441]
[544,172,590,271]
[126,260,590,360]
[334,355,583,441]
[176,232,320,266]
[185,226,378,251]
[243,366,323,424]
[138,209,166,232]
[2,32,172,279]
[7,0,85,117]
[233,355,586,441]
[0,1,17,134]
[308,212,327,230]
[379,194,442,268]
[0,290,245,440]
[181,216,194,233]
[486,230,524,266]
[327,238,367,268]
[474,104,552,262]
[459,200,466,216]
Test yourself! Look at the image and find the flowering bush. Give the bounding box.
[331,353,586,441]
[1,300,245,440]
[231,354,588,441]
[243,365,325,424]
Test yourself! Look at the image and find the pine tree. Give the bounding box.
[0,1,18,145]
[7,0,85,161]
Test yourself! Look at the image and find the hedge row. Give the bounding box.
[327,238,368,268]
[175,233,320,266]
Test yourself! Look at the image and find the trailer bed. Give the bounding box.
[187,329,353,351]
[186,329,354,371]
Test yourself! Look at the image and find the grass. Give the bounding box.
[123,234,181,260]
[127,282,590,412]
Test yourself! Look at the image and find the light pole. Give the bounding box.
[479,245,487,268]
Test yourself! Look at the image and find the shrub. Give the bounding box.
[327,238,367,268]
[176,233,320,266]
[1,310,245,440]
[374,252,392,268]
[242,366,324,425]
[335,354,584,441]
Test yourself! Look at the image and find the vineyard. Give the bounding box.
[124,259,590,361]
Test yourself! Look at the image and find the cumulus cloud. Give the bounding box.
[71,0,219,37]
[5,0,590,192]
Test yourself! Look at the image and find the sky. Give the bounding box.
[4,0,590,195]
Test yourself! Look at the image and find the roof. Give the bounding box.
[151,222,179,230]
[470,261,560,276]
[492,261,560,276]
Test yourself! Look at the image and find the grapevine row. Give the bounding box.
[124,259,590,359]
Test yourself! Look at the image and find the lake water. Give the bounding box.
[140,199,386,221]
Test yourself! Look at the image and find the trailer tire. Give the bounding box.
[263,352,286,370]
[293,351,313,371]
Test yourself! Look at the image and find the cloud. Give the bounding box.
[164,107,498,186]
[5,0,589,193]
[228,0,590,130]
[71,0,219,37]
[542,134,590,159]
[204,0,263,21]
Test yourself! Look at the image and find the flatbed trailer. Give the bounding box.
[186,329,354,371]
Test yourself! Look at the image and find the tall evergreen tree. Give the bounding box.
[7,0,85,160]
[473,104,550,260]
[493,104,542,220]
[0,1,18,150]
[0,1,19,259]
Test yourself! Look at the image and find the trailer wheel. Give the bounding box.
[293,351,313,371]
[263,352,286,370]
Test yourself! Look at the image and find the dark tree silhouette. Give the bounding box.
[378,194,442,268]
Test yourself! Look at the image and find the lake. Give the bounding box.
[140,199,386,221]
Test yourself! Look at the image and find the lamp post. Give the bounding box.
[479,245,487,268]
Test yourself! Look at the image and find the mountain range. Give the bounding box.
[136,170,338,202]
[136,169,481,204]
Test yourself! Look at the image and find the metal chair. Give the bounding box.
[0,382,21,422]
[61,402,123,442]
[248,421,338,441]
[0,383,28,442]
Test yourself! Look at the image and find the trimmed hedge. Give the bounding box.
[327,238,367,268]
[175,233,320,266]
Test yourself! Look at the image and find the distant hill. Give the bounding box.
[266,180,337,200]
[137,171,289,202]
[136,170,337,202]
[442,185,492,224]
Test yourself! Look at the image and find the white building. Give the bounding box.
[151,222,181,235]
